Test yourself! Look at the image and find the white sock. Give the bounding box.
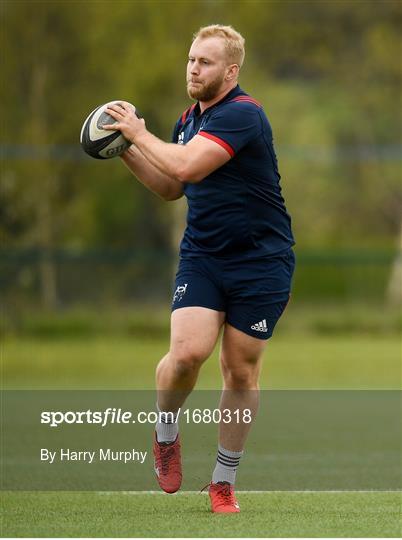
[212,445,243,485]
[155,403,179,443]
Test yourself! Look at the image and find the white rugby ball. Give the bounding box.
[80,100,137,159]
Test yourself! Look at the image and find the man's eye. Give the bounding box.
[202,60,209,65]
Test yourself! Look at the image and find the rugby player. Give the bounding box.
[104,24,295,513]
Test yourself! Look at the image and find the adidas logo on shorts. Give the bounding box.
[251,319,268,332]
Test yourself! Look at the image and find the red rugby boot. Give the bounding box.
[208,481,240,513]
[153,433,182,493]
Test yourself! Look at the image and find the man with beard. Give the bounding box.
[103,24,295,513]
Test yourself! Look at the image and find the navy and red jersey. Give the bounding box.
[172,85,295,259]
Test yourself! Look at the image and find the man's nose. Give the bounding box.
[190,62,200,74]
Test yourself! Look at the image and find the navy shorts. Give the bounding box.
[171,249,295,340]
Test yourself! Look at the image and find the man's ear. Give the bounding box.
[226,64,239,81]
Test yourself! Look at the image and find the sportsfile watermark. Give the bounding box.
[2,390,401,491]
[40,407,252,428]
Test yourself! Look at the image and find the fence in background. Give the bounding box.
[1,248,397,310]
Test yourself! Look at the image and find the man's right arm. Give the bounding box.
[120,145,184,201]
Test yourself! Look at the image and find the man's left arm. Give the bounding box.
[103,102,231,183]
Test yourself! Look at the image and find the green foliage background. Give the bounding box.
[1,0,401,312]
[2,0,401,246]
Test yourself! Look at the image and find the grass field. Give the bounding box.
[2,322,401,537]
[1,491,401,537]
[3,334,401,389]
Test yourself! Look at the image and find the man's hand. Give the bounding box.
[103,101,146,143]
[104,101,231,183]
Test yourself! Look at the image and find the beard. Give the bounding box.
[187,72,225,101]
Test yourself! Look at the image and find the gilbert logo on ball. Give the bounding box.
[80,100,138,159]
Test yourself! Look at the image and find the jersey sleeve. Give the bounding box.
[198,102,263,157]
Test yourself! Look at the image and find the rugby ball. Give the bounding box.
[80,100,139,159]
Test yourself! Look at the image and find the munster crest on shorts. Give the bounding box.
[173,283,188,303]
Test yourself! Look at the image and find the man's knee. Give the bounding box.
[170,346,208,378]
[221,354,261,388]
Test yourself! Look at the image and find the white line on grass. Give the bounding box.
[97,490,401,495]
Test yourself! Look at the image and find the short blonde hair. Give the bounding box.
[193,24,245,67]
